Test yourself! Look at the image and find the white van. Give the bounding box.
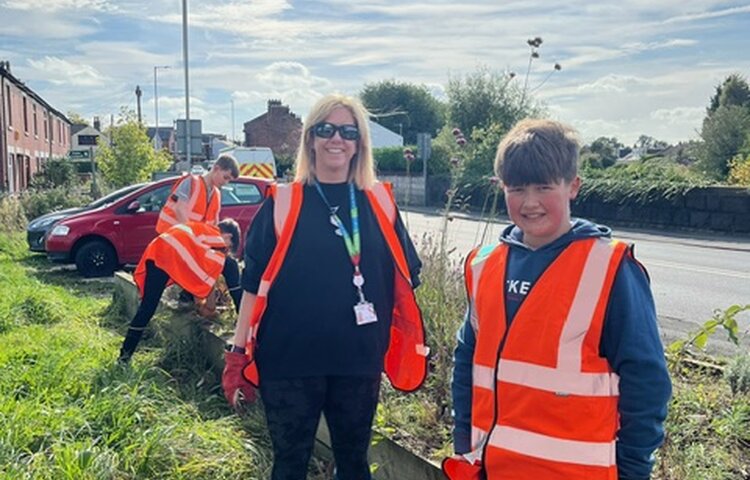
[219,146,277,179]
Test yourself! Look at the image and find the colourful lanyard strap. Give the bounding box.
[314,181,360,266]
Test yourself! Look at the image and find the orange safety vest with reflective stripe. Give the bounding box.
[156,175,221,234]
[241,181,428,392]
[443,237,627,480]
[133,221,227,299]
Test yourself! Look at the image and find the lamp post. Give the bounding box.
[181,0,191,167]
[153,65,170,150]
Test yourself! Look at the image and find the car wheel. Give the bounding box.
[74,239,117,278]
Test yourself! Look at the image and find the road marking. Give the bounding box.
[646,259,750,280]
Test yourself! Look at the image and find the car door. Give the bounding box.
[113,183,174,264]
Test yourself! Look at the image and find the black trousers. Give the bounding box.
[260,375,382,480]
[119,258,242,361]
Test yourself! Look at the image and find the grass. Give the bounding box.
[0,232,332,479]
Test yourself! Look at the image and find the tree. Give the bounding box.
[708,74,750,114]
[360,80,445,144]
[67,111,89,125]
[588,137,623,168]
[97,109,172,188]
[634,135,668,151]
[698,106,750,179]
[446,66,543,136]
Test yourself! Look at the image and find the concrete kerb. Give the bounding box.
[112,272,444,480]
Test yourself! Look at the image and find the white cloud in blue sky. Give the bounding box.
[1,0,748,145]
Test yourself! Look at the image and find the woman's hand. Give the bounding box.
[222,350,256,407]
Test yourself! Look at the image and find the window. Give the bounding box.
[58,120,62,144]
[43,111,48,140]
[134,185,172,212]
[5,86,10,127]
[32,104,38,136]
[23,96,28,132]
[78,135,98,146]
[221,182,263,206]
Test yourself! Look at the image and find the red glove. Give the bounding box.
[222,350,256,407]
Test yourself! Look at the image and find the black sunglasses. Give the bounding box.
[312,122,360,141]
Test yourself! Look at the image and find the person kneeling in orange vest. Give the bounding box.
[118,218,243,363]
[444,120,671,480]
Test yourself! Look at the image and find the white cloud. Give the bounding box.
[577,74,647,93]
[27,56,109,87]
[651,106,705,124]
[1,0,111,11]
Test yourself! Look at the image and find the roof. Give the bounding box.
[0,62,70,124]
[146,127,174,142]
[71,123,89,135]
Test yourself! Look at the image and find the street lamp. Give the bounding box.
[153,65,170,150]
[182,0,191,166]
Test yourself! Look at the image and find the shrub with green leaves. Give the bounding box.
[0,195,27,233]
[19,186,90,220]
[726,354,750,396]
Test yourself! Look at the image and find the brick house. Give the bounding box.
[243,99,302,161]
[0,61,71,193]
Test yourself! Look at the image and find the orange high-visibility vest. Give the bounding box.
[444,237,628,480]
[156,175,221,234]
[241,181,428,392]
[134,221,227,299]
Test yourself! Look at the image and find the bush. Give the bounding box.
[30,158,77,189]
[726,355,750,396]
[728,154,750,186]
[19,187,90,220]
[0,196,27,234]
[374,145,424,174]
[578,157,711,205]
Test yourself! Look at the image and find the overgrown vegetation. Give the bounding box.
[0,230,339,479]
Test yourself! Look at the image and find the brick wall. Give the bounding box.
[243,100,302,159]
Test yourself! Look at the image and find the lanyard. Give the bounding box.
[314,182,367,300]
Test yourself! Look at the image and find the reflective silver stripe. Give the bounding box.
[468,302,479,333]
[370,182,395,223]
[159,212,179,227]
[415,344,430,356]
[473,364,495,391]
[196,234,225,247]
[186,175,201,217]
[471,426,488,451]
[204,249,225,266]
[497,359,619,396]
[273,184,291,237]
[258,279,271,297]
[558,239,615,370]
[488,426,616,467]
[162,234,214,288]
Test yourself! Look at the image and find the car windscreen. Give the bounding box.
[87,183,146,208]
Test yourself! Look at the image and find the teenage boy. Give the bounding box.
[443,119,671,480]
[156,154,240,233]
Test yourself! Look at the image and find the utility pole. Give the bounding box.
[153,65,170,150]
[135,85,142,124]
[182,0,191,167]
[231,98,235,144]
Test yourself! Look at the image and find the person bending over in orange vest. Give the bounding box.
[443,119,671,480]
[156,154,239,235]
[221,93,428,480]
[118,218,243,363]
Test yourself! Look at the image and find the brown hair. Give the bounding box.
[495,119,580,186]
[218,218,241,256]
[294,93,376,189]
[214,154,240,179]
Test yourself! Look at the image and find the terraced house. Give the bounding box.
[0,61,70,193]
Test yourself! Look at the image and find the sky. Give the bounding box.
[1,0,749,146]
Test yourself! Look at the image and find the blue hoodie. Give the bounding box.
[451,218,671,480]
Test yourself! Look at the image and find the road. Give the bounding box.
[401,207,750,356]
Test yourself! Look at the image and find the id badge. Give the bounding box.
[354,301,378,325]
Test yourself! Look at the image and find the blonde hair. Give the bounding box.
[294,93,376,189]
[495,118,580,186]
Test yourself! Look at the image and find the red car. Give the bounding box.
[45,175,272,277]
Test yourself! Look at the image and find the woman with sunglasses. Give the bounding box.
[222,93,428,480]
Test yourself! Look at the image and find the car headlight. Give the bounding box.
[49,225,70,237]
[30,216,62,229]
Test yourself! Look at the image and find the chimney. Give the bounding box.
[0,60,9,73]
[93,116,101,131]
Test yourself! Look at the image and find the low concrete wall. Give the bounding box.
[112,273,443,480]
[573,186,750,235]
